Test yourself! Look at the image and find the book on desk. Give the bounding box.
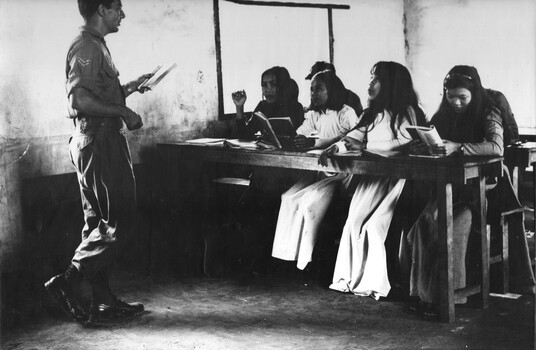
[185,112,296,150]
[185,137,278,150]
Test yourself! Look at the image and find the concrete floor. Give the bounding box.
[1,267,534,350]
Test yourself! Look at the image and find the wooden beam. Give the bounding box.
[224,0,349,10]
[328,8,334,63]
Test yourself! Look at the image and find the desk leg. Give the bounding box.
[512,166,519,196]
[533,162,536,267]
[533,162,536,350]
[437,176,455,322]
[478,169,489,309]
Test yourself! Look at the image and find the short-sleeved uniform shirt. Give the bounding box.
[296,104,358,140]
[65,26,125,130]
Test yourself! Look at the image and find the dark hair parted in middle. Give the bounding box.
[260,66,300,117]
[308,70,347,112]
[434,65,496,142]
[357,61,426,134]
[261,66,291,101]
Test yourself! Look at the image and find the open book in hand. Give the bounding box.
[246,112,278,148]
[246,111,296,149]
[406,125,445,157]
[138,63,177,90]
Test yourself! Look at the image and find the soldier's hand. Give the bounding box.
[122,109,143,130]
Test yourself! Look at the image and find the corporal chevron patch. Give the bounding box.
[76,57,91,66]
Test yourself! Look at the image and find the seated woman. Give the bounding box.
[230,66,305,205]
[271,70,359,270]
[402,65,535,321]
[231,66,304,139]
[219,67,304,273]
[319,61,425,300]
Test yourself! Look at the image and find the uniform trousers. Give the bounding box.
[69,128,136,279]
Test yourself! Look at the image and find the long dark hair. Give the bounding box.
[260,66,299,116]
[356,61,425,135]
[308,70,347,112]
[433,65,496,142]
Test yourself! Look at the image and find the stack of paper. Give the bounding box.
[138,63,177,90]
[224,139,259,150]
[185,138,225,147]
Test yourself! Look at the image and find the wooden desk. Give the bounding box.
[158,142,503,322]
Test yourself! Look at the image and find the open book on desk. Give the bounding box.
[406,125,446,158]
[185,137,277,150]
[138,63,177,90]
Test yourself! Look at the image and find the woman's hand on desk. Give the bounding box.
[318,144,339,166]
[294,135,316,150]
[409,140,429,154]
[430,140,462,156]
[344,137,366,151]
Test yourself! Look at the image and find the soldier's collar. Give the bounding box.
[80,26,105,40]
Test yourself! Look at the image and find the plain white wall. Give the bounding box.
[333,0,406,105]
[219,0,406,113]
[220,2,330,113]
[405,0,536,131]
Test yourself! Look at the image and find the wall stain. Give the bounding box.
[0,78,37,139]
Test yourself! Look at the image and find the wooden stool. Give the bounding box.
[488,206,529,294]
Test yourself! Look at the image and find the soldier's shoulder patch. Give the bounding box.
[76,57,91,66]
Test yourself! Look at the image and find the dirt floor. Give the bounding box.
[1,267,534,350]
[2,195,535,350]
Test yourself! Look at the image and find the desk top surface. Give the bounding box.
[505,142,536,166]
[159,141,502,163]
[159,142,503,183]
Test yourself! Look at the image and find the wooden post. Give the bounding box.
[328,8,334,63]
[213,0,224,117]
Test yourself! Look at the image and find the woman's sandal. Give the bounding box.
[420,302,439,321]
[403,298,422,315]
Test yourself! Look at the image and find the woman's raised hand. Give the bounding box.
[231,90,247,106]
[318,144,339,166]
